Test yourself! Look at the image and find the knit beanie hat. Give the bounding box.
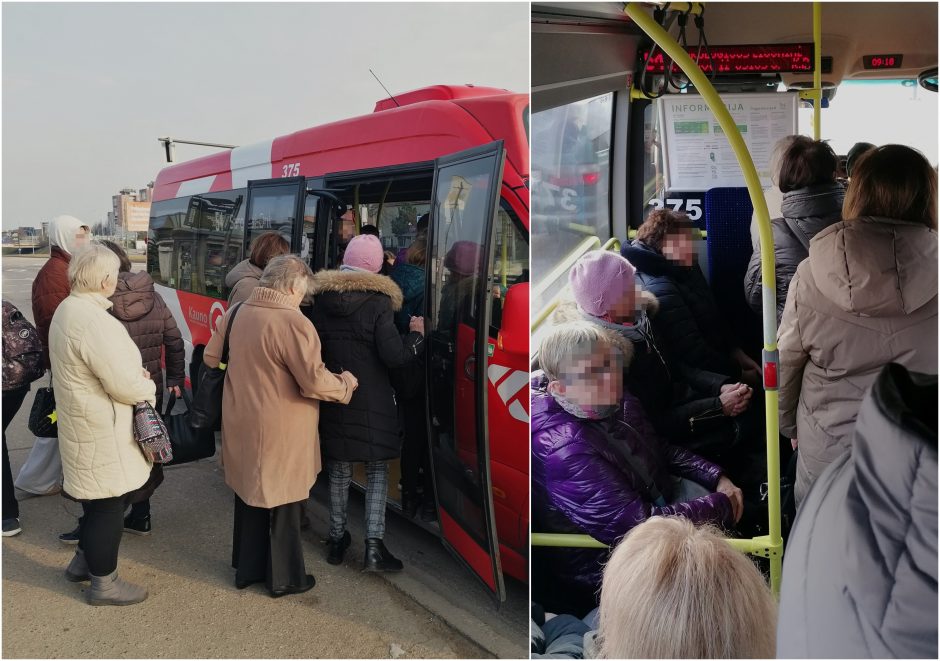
[342,234,384,273]
[444,240,481,276]
[568,250,637,317]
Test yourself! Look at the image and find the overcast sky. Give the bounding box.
[2,2,529,230]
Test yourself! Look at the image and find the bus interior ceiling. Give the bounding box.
[530,0,938,316]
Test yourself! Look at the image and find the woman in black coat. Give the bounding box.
[621,210,761,388]
[307,235,424,572]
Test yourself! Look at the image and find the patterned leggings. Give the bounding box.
[328,460,388,540]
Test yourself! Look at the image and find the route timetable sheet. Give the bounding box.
[658,92,799,191]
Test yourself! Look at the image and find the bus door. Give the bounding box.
[244,177,307,254]
[426,141,507,602]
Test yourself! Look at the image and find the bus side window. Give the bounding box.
[196,190,245,299]
[489,204,528,336]
[246,186,297,253]
[148,195,192,290]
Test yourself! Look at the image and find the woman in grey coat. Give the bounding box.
[777,364,937,659]
[744,136,845,322]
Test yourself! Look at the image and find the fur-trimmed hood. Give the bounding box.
[551,291,659,325]
[309,269,404,314]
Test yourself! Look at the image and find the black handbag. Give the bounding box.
[27,382,58,437]
[163,389,217,465]
[190,303,242,430]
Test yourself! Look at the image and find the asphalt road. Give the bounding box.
[1,256,528,659]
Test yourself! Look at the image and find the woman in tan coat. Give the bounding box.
[205,255,357,598]
[778,145,938,506]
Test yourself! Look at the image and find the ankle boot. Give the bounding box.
[86,570,148,606]
[362,538,403,572]
[326,530,351,565]
[65,549,90,582]
[401,491,419,519]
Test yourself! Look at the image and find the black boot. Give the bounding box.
[363,538,403,573]
[326,530,351,565]
[401,491,419,519]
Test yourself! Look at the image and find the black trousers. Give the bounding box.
[79,495,127,576]
[400,389,430,496]
[2,386,30,521]
[231,495,306,590]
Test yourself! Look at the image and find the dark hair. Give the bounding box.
[845,142,876,178]
[248,231,290,269]
[636,209,695,252]
[360,224,380,238]
[778,136,838,193]
[416,213,430,233]
[98,239,132,273]
[843,144,937,229]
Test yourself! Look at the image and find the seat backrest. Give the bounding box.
[704,187,761,353]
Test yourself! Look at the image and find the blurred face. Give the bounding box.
[661,230,695,267]
[550,342,623,411]
[73,226,90,252]
[338,212,356,243]
[607,282,643,323]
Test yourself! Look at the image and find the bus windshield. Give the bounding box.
[797,80,938,164]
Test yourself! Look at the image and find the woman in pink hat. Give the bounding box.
[306,234,425,572]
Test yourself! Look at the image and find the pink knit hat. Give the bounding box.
[343,234,384,273]
[568,250,637,317]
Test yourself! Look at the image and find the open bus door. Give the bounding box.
[426,141,507,602]
[244,176,308,254]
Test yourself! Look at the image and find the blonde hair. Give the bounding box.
[67,243,120,294]
[258,254,313,295]
[597,517,777,659]
[539,321,625,382]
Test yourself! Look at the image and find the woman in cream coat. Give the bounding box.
[49,243,157,606]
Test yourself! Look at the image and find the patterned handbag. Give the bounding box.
[132,402,173,464]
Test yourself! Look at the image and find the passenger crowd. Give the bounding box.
[532,142,937,658]
[2,215,431,605]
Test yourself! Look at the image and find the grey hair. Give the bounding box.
[539,321,624,382]
[597,516,777,659]
[257,254,313,295]
[770,134,800,187]
[67,243,120,294]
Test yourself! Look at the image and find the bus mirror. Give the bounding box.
[497,282,528,356]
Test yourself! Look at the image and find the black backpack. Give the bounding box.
[2,300,45,391]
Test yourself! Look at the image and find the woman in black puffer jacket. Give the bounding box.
[307,235,424,572]
[744,136,845,322]
[622,211,761,388]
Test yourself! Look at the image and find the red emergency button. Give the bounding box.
[764,362,778,389]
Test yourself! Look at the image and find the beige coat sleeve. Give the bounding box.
[777,268,809,439]
[203,313,226,369]
[80,317,157,406]
[281,318,355,404]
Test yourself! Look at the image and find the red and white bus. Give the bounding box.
[148,84,529,601]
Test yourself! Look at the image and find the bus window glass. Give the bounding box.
[301,193,317,264]
[798,80,938,165]
[427,155,497,549]
[362,200,431,255]
[247,185,298,249]
[531,92,614,312]
[642,103,666,221]
[489,204,528,336]
[148,196,191,289]
[189,190,245,300]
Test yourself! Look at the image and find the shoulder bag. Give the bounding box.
[190,303,242,430]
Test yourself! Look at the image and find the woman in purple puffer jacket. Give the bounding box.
[532,321,743,616]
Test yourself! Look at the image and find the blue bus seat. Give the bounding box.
[703,187,762,355]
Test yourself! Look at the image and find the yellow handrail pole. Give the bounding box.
[624,3,783,594]
[813,2,822,139]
